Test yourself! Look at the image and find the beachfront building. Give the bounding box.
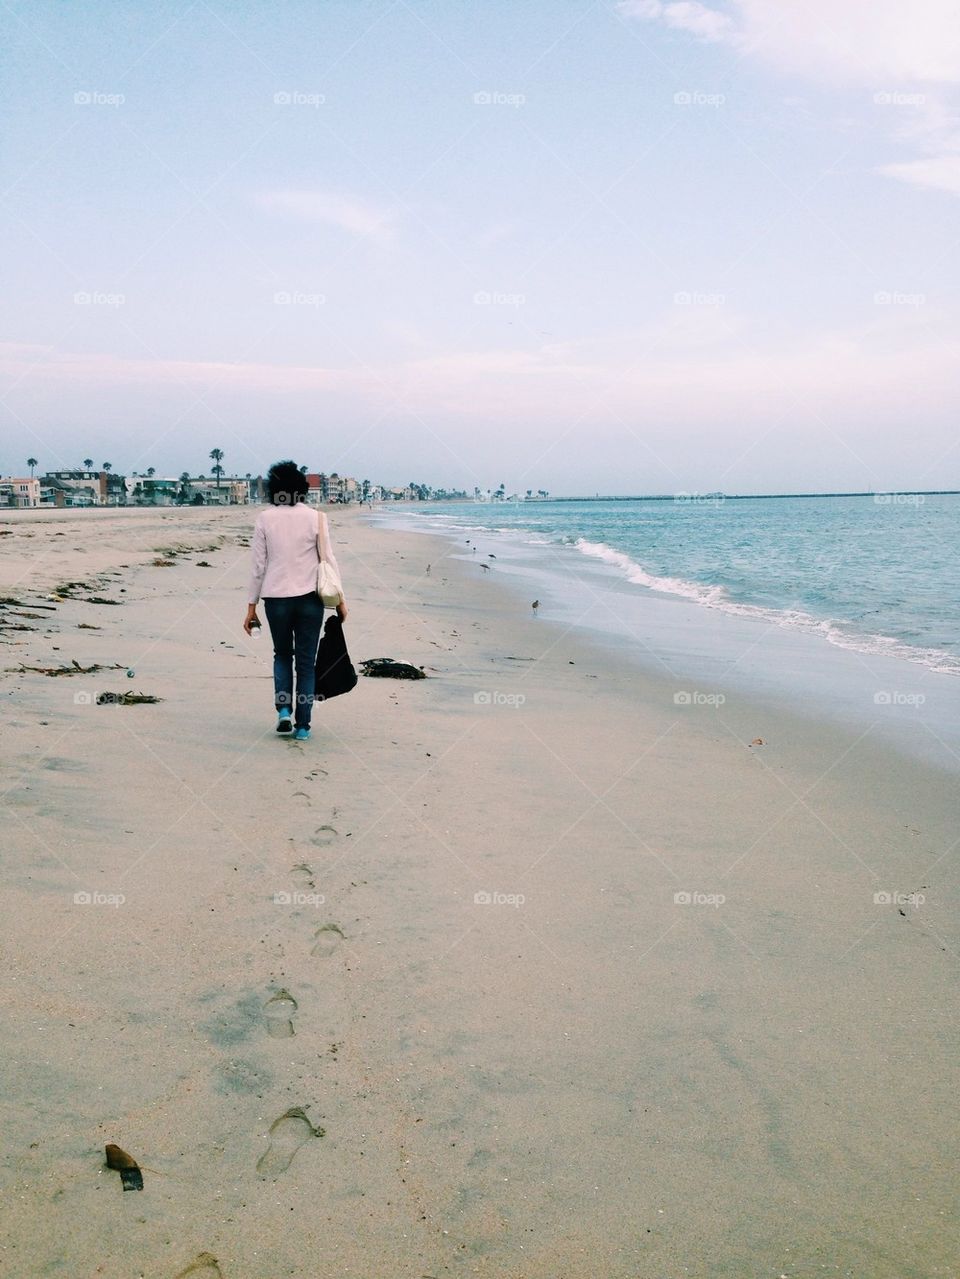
[41,469,127,506]
[125,476,183,506]
[186,477,249,505]
[0,477,41,508]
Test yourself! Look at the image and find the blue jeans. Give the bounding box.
[263,592,325,728]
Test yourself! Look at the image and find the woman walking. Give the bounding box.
[243,461,348,740]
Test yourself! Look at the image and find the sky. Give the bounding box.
[1,0,959,496]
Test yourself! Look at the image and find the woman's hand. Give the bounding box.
[336,598,348,623]
[243,604,260,635]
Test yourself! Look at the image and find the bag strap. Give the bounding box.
[316,508,324,564]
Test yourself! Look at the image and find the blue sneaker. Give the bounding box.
[292,726,311,741]
[276,708,293,734]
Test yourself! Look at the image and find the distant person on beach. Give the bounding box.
[244,460,347,740]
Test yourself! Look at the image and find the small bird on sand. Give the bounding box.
[532,599,539,615]
[426,564,431,574]
[480,562,490,571]
[488,553,496,559]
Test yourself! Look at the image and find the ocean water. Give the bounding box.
[374,494,960,677]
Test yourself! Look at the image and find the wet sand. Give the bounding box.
[0,504,957,1278]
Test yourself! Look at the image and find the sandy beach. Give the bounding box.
[0,503,957,1279]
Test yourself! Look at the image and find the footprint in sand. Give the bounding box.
[173,1253,223,1278]
[312,923,345,957]
[291,861,316,888]
[256,1106,324,1178]
[310,824,338,847]
[263,989,298,1039]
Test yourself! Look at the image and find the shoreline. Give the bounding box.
[1,505,957,1277]
[367,502,960,774]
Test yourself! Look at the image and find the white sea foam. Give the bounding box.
[573,538,960,675]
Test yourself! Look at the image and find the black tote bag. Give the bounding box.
[314,614,358,701]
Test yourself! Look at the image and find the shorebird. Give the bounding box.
[425,564,431,574]
[488,553,496,559]
[480,562,490,571]
[532,599,539,615]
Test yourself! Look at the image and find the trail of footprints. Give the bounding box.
[253,811,347,1188]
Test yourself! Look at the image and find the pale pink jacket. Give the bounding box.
[247,502,342,605]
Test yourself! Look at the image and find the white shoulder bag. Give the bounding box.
[316,509,344,607]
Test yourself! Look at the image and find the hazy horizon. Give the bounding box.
[2,0,959,494]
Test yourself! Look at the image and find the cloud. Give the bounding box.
[618,0,960,195]
[618,0,734,43]
[876,155,960,193]
[255,189,395,241]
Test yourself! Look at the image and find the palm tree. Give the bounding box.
[146,466,155,478]
[209,448,224,490]
[83,458,93,471]
[102,462,112,473]
[27,457,37,476]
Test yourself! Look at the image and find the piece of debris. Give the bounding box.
[359,658,427,680]
[85,597,122,605]
[105,1143,143,1191]
[15,661,125,677]
[749,738,765,747]
[96,690,163,705]
[152,558,175,567]
[195,560,213,567]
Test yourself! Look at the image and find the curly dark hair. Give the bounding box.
[266,460,309,505]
